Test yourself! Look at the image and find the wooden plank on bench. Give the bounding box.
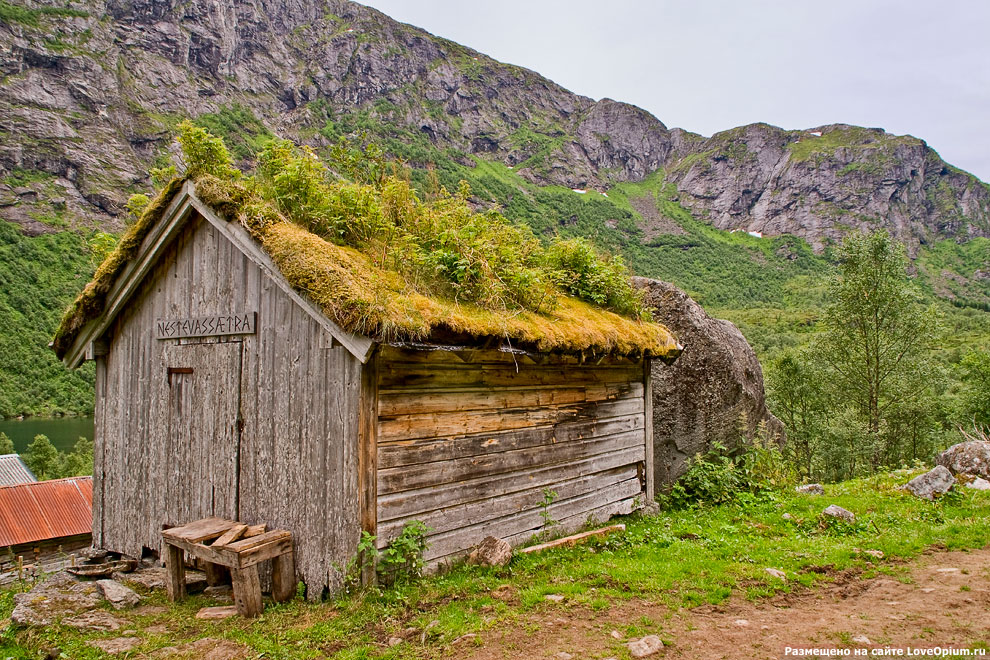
[163,517,237,544]
[225,530,290,554]
[243,524,267,538]
[163,535,238,568]
[212,524,248,547]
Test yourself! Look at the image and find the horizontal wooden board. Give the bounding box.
[378,364,643,391]
[378,382,642,417]
[378,444,645,522]
[378,427,644,495]
[378,414,643,470]
[419,477,643,561]
[379,346,641,368]
[379,396,644,444]
[376,465,637,543]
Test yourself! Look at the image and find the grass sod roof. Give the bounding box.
[53,175,681,360]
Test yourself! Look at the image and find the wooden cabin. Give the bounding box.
[53,180,680,596]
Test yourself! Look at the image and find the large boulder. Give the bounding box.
[937,440,990,479]
[634,278,785,487]
[903,465,956,500]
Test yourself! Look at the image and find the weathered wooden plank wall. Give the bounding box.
[95,213,362,596]
[375,347,647,565]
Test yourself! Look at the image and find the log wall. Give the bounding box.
[375,347,647,565]
[95,212,362,596]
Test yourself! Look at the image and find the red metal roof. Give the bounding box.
[0,477,93,547]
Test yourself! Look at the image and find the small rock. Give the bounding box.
[62,610,125,631]
[610,629,622,639]
[555,653,573,660]
[195,605,239,620]
[387,637,403,647]
[936,567,960,573]
[467,536,512,567]
[781,513,793,521]
[863,550,884,559]
[10,572,102,626]
[921,588,936,593]
[149,637,249,660]
[627,634,664,658]
[452,633,478,644]
[544,594,566,603]
[937,440,990,478]
[852,635,871,644]
[734,619,749,627]
[796,484,824,495]
[765,568,786,580]
[965,477,990,490]
[822,504,856,523]
[903,465,955,500]
[87,637,142,654]
[97,579,140,609]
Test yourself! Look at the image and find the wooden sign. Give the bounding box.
[156,312,256,340]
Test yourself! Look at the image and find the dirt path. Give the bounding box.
[458,546,990,660]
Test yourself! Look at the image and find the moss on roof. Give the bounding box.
[54,174,681,360]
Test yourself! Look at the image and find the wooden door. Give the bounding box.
[159,341,243,526]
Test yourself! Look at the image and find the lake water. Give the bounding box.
[0,416,94,454]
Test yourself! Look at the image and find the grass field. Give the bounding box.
[3,469,988,659]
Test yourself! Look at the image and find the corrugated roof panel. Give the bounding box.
[0,477,93,547]
[0,454,36,486]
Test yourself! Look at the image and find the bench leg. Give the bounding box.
[231,565,263,618]
[165,544,186,602]
[271,551,296,603]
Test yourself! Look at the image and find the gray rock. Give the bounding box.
[87,636,142,654]
[937,440,990,479]
[195,605,239,620]
[965,477,990,490]
[62,609,126,631]
[627,634,664,658]
[634,278,785,487]
[765,568,786,579]
[97,579,140,609]
[796,484,825,495]
[822,505,856,523]
[10,572,102,626]
[467,536,512,567]
[903,465,955,500]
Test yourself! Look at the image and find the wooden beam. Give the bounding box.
[357,348,380,587]
[518,524,626,555]
[643,358,655,504]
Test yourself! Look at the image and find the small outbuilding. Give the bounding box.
[53,179,680,596]
[0,454,36,487]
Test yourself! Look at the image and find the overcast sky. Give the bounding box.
[357,0,990,182]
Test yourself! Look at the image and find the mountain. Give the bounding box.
[0,0,988,418]
[2,0,989,252]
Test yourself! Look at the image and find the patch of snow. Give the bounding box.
[572,189,587,194]
[601,192,608,197]
[747,231,763,238]
[809,131,822,137]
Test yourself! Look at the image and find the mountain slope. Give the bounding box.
[2,0,989,252]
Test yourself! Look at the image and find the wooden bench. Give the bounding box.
[161,517,295,617]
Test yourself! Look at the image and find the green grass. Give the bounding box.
[3,470,988,658]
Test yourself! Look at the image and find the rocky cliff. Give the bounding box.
[2,0,989,251]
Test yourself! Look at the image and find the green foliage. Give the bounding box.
[252,136,644,317]
[57,436,93,477]
[959,350,990,426]
[0,1,88,27]
[539,487,558,534]
[87,232,117,267]
[175,120,241,180]
[125,193,150,221]
[0,432,12,455]
[544,238,646,318]
[663,434,791,509]
[24,434,59,480]
[377,520,429,587]
[0,221,95,418]
[193,104,273,162]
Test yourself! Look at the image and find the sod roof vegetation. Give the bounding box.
[53,172,681,361]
